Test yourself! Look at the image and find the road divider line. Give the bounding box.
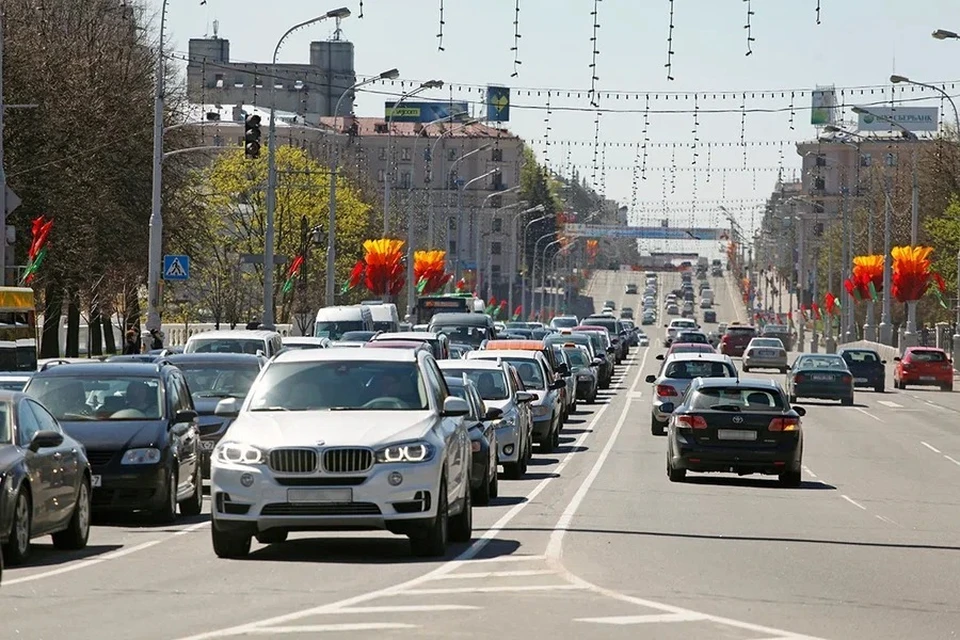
[801,465,818,479]
[841,495,867,511]
[855,408,883,422]
[398,584,584,595]
[921,441,941,454]
[575,612,707,624]
[877,400,903,408]
[875,514,900,527]
[429,569,554,580]
[248,623,417,634]
[943,455,960,467]
[3,539,163,586]
[332,605,479,614]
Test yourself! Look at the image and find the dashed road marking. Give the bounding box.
[855,407,883,422]
[333,605,478,614]
[398,584,585,595]
[247,623,417,634]
[841,495,867,510]
[877,400,903,408]
[944,455,960,467]
[431,569,554,580]
[801,465,817,479]
[921,441,941,454]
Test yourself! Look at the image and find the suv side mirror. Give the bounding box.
[515,391,535,403]
[214,397,241,418]
[174,409,198,424]
[484,406,503,420]
[549,379,566,390]
[29,429,63,452]
[441,396,470,417]
[645,374,656,383]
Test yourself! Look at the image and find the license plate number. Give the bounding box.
[287,488,352,504]
[717,429,757,441]
[854,377,867,383]
[921,376,936,381]
[811,374,833,381]
[200,440,216,450]
[761,350,777,357]
[91,475,102,488]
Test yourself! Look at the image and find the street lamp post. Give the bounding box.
[328,68,399,307]
[954,249,960,369]
[531,233,556,319]
[521,214,553,318]
[263,8,351,329]
[454,168,499,283]
[474,187,520,297]
[509,204,544,314]
[425,119,483,248]
[539,239,563,319]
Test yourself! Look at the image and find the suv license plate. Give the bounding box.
[717,429,757,441]
[287,488,352,504]
[854,377,867,383]
[200,440,216,450]
[91,475,102,488]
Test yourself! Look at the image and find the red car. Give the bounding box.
[894,347,954,391]
[719,324,757,358]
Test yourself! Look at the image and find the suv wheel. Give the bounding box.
[211,519,251,558]
[179,464,203,517]
[449,478,472,543]
[152,470,178,524]
[410,477,448,557]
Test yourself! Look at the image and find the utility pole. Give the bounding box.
[879,176,894,346]
[903,146,921,347]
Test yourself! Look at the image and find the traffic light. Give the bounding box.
[244,114,261,159]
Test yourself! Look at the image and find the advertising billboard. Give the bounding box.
[856,106,939,132]
[383,101,470,123]
[811,86,838,126]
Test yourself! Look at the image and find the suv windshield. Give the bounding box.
[177,363,259,399]
[691,387,785,411]
[500,359,544,389]
[248,361,428,411]
[441,368,509,400]
[26,375,164,421]
[186,338,265,355]
[314,321,365,340]
[432,325,487,347]
[665,360,734,379]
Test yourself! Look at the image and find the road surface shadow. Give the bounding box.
[682,476,836,490]
[11,543,123,569]
[247,536,521,564]
[93,512,210,530]
[555,445,589,455]
[794,401,871,408]
[526,457,560,466]
[563,428,594,436]
[520,472,561,481]
[488,495,527,506]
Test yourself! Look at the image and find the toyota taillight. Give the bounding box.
[841,374,852,385]
[656,384,678,397]
[794,373,805,383]
[768,417,800,431]
[675,415,708,429]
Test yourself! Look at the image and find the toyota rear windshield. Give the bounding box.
[691,387,785,411]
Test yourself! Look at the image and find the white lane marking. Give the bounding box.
[724,272,746,323]
[247,623,417,634]
[877,400,903,408]
[430,569,554,580]
[921,441,942,454]
[465,554,546,564]
[576,612,706,624]
[3,520,210,587]
[841,495,867,510]
[398,584,584,595]
[801,465,818,479]
[855,407,883,422]
[332,605,478,614]
[944,455,960,467]
[875,514,900,526]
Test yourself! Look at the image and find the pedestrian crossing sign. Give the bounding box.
[163,254,190,281]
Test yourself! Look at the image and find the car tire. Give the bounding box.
[52,477,91,551]
[410,477,448,557]
[742,365,750,372]
[651,416,666,436]
[256,529,288,544]
[944,383,954,392]
[779,469,802,488]
[152,469,179,524]
[781,368,788,374]
[788,394,797,404]
[3,488,31,565]
[503,460,522,480]
[449,478,472,543]
[841,396,853,406]
[179,464,204,517]
[874,384,884,393]
[211,519,251,558]
[474,465,492,506]
[489,461,499,499]
[666,459,686,482]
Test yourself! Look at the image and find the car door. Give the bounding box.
[423,359,465,504]
[167,372,198,494]
[26,400,78,528]
[16,398,57,534]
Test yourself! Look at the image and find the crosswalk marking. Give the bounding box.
[576,612,707,625]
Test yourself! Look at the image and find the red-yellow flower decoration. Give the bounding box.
[892,245,939,303]
[844,254,884,301]
[413,250,452,295]
[363,238,405,296]
[585,239,599,263]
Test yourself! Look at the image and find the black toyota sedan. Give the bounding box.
[837,348,886,393]
[786,353,854,405]
[0,391,92,564]
[444,375,500,505]
[24,362,203,523]
[162,353,266,477]
[661,378,805,487]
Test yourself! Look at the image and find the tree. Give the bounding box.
[189,146,375,324]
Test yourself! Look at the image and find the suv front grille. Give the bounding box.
[86,450,116,467]
[268,448,318,474]
[322,448,374,474]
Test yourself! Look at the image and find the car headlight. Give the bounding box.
[121,448,162,465]
[375,442,436,464]
[577,374,592,381]
[532,405,550,417]
[215,441,266,465]
[496,410,518,429]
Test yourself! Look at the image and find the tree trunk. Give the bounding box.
[102,308,117,354]
[65,292,80,357]
[89,302,103,356]
[39,284,62,358]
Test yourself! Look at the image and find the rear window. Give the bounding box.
[726,327,756,337]
[909,350,946,363]
[664,360,734,379]
[842,350,879,363]
[691,387,785,411]
[796,356,847,369]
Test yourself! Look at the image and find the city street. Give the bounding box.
[2,269,958,639]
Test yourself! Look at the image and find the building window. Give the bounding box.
[378,147,387,160]
[492,217,502,232]
[491,148,503,162]
[448,241,457,253]
[447,148,458,161]
[449,174,460,189]
[488,195,502,209]
[400,171,412,189]
[491,242,502,255]
[813,177,825,191]
[492,173,505,191]
[448,217,456,230]
[885,153,897,167]
[491,265,502,282]
[400,147,412,161]
[377,169,385,182]
[860,153,872,167]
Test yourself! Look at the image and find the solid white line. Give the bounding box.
[875,515,899,526]
[331,605,478,614]
[429,569,554,580]
[246,623,417,634]
[855,407,883,422]
[841,495,867,510]
[801,465,818,479]
[576,612,706,624]
[398,584,584,595]
[463,554,546,564]
[877,400,903,408]
[921,441,941,454]
[944,455,960,467]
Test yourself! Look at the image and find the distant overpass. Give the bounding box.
[563,224,729,240]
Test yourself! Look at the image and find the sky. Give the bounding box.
[150,0,960,256]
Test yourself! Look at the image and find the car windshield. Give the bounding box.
[691,387,785,411]
[247,361,428,411]
[26,375,164,421]
[678,332,707,343]
[842,350,879,363]
[672,322,696,330]
[314,321,365,340]
[564,348,590,367]
[665,360,733,379]
[751,338,783,348]
[186,338,265,355]
[441,368,509,400]
[177,363,259,399]
[796,356,847,369]
[764,325,788,333]
[909,350,947,363]
[340,331,376,342]
[502,359,545,389]
[552,317,578,328]
[0,378,26,391]
[433,325,487,347]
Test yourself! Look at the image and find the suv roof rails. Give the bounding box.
[39,359,73,371]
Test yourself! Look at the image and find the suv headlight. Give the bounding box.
[496,410,518,429]
[375,442,436,464]
[121,448,161,465]
[532,405,550,417]
[577,373,592,381]
[215,441,265,465]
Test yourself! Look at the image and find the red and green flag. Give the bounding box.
[282,255,305,293]
[341,260,365,294]
[511,305,522,321]
[21,215,53,285]
[484,296,498,316]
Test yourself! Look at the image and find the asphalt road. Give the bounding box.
[3,269,958,640]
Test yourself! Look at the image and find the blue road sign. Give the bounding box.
[486,86,510,122]
[163,255,190,281]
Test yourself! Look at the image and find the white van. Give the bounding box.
[184,329,283,357]
[313,305,374,340]
[360,301,400,333]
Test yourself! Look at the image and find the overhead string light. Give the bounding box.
[641,95,650,180]
[815,0,821,25]
[511,0,522,77]
[705,141,712,182]
[740,92,748,169]
[744,0,755,56]
[358,0,363,18]
[590,110,602,188]
[437,0,445,51]
[691,93,700,166]
[588,0,602,107]
[543,90,552,167]
[669,145,677,195]
[665,0,676,81]
[600,142,607,196]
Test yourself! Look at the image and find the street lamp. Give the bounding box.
[540,239,564,319]
[327,68,399,307]
[509,204,542,312]
[933,29,960,40]
[263,7,351,329]
[383,79,444,235]
[890,75,960,133]
[474,186,520,297]
[426,118,484,247]
[521,212,552,316]
[454,168,500,282]
[531,232,556,319]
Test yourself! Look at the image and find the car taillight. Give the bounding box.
[721,335,729,343]
[656,384,678,397]
[675,415,708,429]
[794,373,805,383]
[841,374,852,384]
[768,417,800,431]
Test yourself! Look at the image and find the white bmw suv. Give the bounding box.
[208,347,473,558]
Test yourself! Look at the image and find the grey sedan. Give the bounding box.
[742,337,788,373]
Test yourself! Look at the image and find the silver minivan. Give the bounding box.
[183,329,283,357]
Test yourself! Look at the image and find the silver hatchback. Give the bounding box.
[742,337,788,373]
[645,353,737,435]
